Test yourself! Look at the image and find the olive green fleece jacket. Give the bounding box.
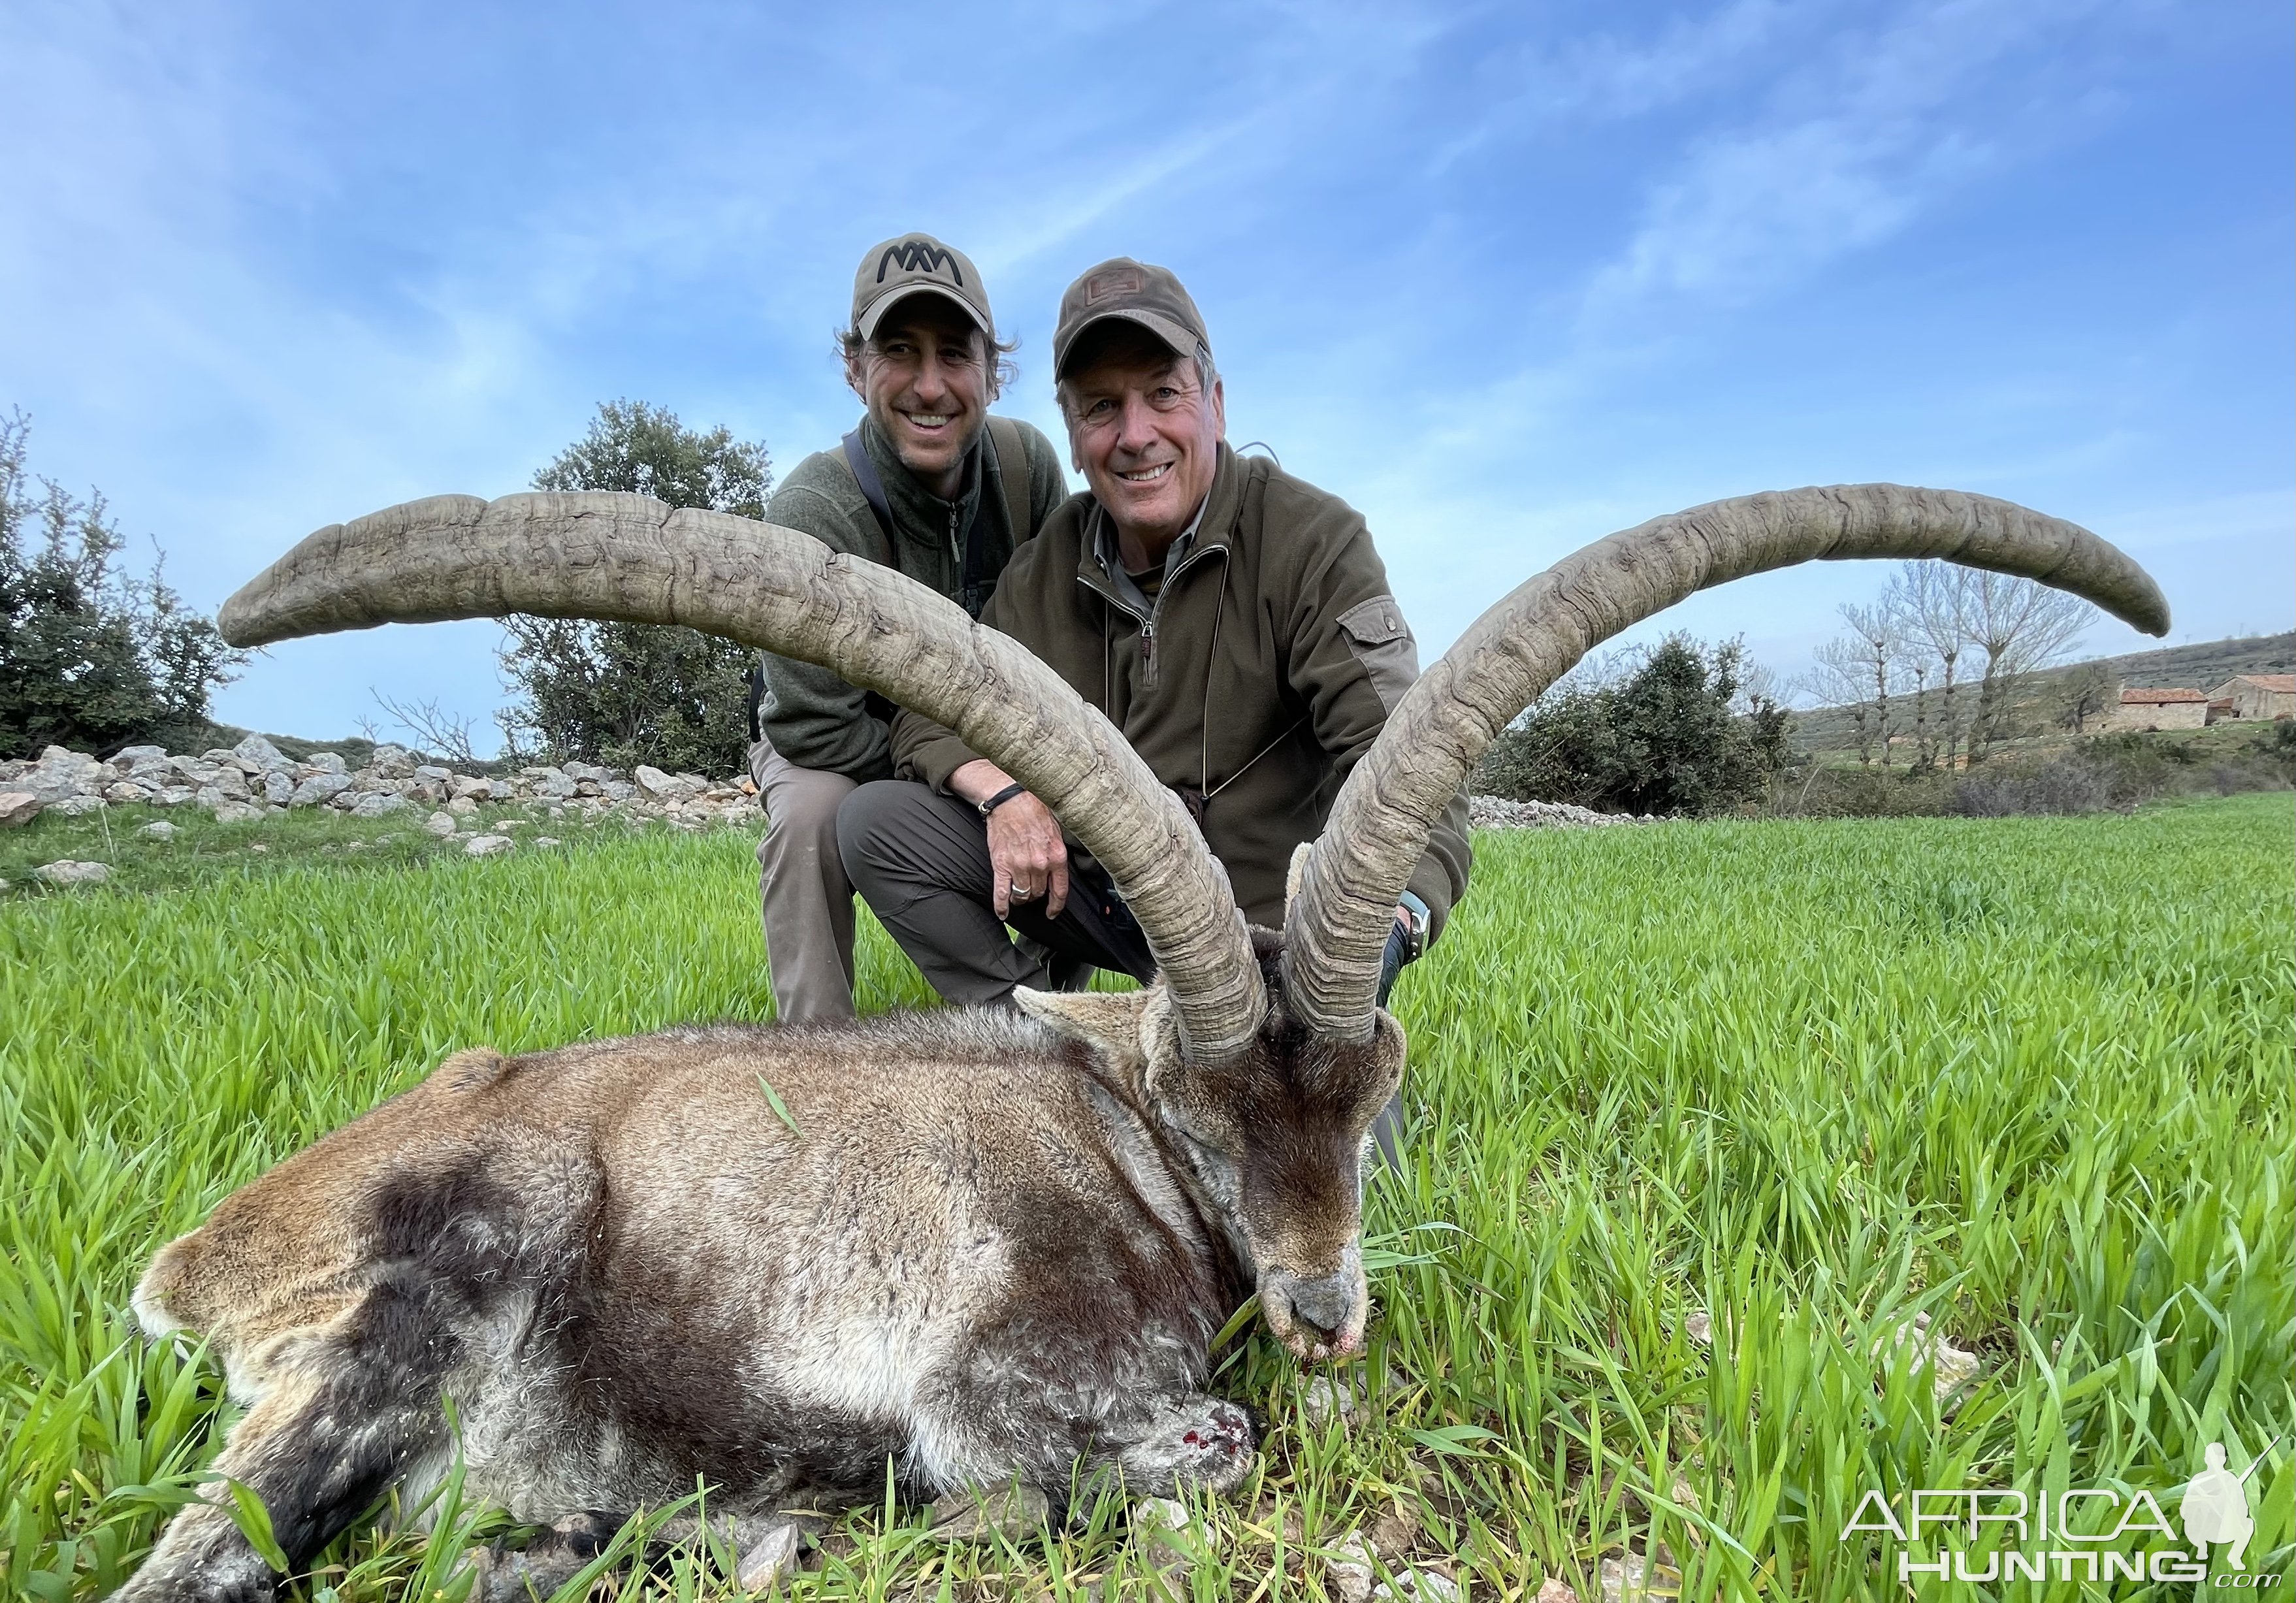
[892,443,1473,938]
[755,413,1068,781]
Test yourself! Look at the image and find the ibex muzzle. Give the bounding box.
[113,483,2167,1601]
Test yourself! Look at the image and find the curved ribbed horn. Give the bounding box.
[219,492,1267,1061]
[1282,483,2171,1039]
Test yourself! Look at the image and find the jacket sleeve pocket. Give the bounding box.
[1337,594,1422,713]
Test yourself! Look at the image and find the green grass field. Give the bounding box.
[4,796,2289,1600]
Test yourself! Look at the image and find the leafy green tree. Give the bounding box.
[1473,634,1791,816]
[498,401,771,775]
[0,410,245,758]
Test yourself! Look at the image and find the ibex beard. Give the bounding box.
[120,933,1401,1602]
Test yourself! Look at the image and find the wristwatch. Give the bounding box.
[1396,890,1430,964]
[978,781,1029,818]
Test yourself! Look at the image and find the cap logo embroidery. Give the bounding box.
[877,240,963,285]
[1086,269,1143,303]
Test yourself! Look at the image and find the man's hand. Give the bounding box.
[950,759,1071,918]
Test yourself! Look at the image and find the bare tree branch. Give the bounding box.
[369,688,482,767]
[1963,572,2094,758]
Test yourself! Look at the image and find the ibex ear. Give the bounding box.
[1014,987,1153,1061]
[1285,841,1314,920]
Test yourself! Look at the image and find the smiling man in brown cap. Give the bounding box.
[838,257,1472,1095]
[743,233,1067,1024]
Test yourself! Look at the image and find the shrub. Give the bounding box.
[496,401,771,775]
[0,410,244,759]
[1948,732,2288,818]
[1473,634,1790,817]
[1781,765,1956,818]
[1952,754,2118,817]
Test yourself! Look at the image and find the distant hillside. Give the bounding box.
[1793,630,2296,750]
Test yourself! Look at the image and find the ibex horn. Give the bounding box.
[219,492,1269,1061]
[1282,483,2171,1040]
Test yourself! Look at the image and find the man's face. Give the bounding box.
[1063,325,1225,549]
[849,297,990,489]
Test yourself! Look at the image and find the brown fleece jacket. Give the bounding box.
[893,442,1472,937]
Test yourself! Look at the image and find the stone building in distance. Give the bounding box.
[2108,687,2209,731]
[2208,674,2296,722]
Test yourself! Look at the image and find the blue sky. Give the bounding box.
[3,0,2288,750]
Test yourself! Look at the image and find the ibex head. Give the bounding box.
[219,483,2168,1364]
[1016,928,1402,1360]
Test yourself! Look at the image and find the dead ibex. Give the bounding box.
[116,485,2167,1600]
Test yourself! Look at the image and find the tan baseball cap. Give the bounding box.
[851,233,994,340]
[1052,257,1210,377]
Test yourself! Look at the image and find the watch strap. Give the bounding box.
[1397,889,1431,962]
[978,781,1030,818]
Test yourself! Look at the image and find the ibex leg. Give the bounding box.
[115,1292,450,1601]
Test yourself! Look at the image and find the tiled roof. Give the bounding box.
[2229,674,2296,694]
[2119,687,2208,704]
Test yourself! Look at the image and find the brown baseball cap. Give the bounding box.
[1052,257,1210,377]
[851,233,994,340]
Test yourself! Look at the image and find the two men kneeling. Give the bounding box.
[751,236,1470,1070]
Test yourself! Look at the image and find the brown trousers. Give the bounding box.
[747,739,858,1024]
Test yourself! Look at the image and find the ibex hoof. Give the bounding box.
[1122,1396,1256,1495]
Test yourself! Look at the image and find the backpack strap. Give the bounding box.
[839,429,899,566]
[983,415,1033,546]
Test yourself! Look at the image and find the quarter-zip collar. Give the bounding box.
[1088,494,1210,617]
[1077,442,1242,692]
[857,412,985,560]
[1076,441,1244,620]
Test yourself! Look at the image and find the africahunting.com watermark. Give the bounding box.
[1840,1442,2283,1589]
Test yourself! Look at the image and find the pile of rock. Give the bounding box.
[1466,794,1653,830]
[0,737,758,834]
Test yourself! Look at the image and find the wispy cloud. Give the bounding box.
[1581,0,2118,317]
[0,0,2282,749]
[1435,0,1799,167]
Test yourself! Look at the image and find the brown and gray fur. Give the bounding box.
[116,481,2170,1600]
[121,935,1400,1602]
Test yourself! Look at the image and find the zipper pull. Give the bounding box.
[1139,617,1157,690]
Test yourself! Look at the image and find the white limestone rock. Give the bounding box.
[1467,794,1645,830]
[1326,1533,1376,1603]
[33,859,111,886]
[24,747,106,803]
[233,734,291,770]
[291,772,353,807]
[1302,1373,1357,1427]
[634,764,699,801]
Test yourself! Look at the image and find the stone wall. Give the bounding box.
[0,737,758,834]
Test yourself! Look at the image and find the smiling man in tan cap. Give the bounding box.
[839,258,1472,1139]
[743,233,1068,1024]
